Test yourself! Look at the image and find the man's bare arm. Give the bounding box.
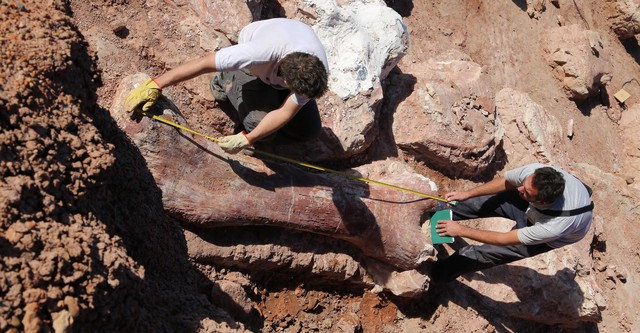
[436,220,522,246]
[244,96,302,143]
[445,176,516,202]
[154,53,218,88]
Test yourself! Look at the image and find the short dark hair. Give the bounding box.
[279,52,328,99]
[532,167,565,202]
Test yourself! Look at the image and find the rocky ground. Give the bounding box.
[2,0,640,332]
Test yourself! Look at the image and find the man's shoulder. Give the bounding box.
[504,163,542,183]
[242,18,310,34]
[506,163,546,174]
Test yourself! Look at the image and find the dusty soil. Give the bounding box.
[1,1,233,332]
[2,0,640,332]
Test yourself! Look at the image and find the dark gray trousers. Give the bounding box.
[431,189,554,282]
[220,70,322,144]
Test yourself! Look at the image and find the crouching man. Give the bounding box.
[432,163,594,283]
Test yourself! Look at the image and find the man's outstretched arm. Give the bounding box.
[124,53,219,113]
[218,95,303,153]
[436,220,521,246]
[244,97,302,143]
[445,176,516,203]
[154,53,218,88]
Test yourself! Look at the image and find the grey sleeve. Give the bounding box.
[517,217,567,245]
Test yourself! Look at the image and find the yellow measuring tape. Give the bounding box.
[142,112,451,203]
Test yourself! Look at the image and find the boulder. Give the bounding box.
[542,24,612,102]
[495,88,569,168]
[390,50,504,179]
[285,0,410,161]
[606,0,640,40]
[189,0,257,42]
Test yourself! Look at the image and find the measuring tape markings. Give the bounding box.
[141,112,452,204]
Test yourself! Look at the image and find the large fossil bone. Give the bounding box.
[110,74,438,270]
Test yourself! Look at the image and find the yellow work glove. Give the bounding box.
[219,131,252,154]
[124,78,162,113]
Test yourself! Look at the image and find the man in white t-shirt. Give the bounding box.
[124,18,329,153]
[430,163,594,283]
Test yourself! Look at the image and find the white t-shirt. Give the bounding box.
[215,18,329,106]
[504,163,593,248]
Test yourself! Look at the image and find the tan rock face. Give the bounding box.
[619,103,640,189]
[495,88,569,168]
[607,0,640,39]
[189,0,256,42]
[542,25,612,102]
[211,280,254,318]
[390,50,504,179]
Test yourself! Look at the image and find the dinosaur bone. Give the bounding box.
[110,74,438,270]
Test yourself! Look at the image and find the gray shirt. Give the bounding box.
[504,163,593,248]
[215,18,329,106]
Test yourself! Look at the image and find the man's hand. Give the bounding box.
[124,78,162,113]
[435,220,466,237]
[444,191,472,203]
[219,131,252,154]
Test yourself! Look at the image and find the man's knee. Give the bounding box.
[242,110,268,133]
[209,73,228,102]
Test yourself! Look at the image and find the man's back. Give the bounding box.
[506,163,593,248]
[215,18,329,89]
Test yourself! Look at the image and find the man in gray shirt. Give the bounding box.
[431,163,594,283]
[124,18,329,153]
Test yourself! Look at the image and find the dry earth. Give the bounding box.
[2,0,640,332]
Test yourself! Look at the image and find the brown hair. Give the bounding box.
[279,52,328,99]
